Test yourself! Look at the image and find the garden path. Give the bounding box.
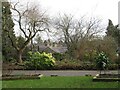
[10,70,118,76]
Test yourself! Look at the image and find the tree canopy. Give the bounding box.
[2,2,17,61]
[106,19,120,47]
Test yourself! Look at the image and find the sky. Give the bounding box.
[8,0,120,39]
[9,0,120,24]
[40,0,119,25]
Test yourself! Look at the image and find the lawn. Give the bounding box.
[2,76,120,88]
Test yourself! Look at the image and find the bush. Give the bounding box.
[24,52,56,70]
[95,52,109,71]
[107,64,118,70]
[54,60,80,70]
[83,50,97,62]
[54,63,97,70]
[53,60,97,70]
[53,53,65,61]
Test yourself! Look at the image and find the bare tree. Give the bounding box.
[54,14,104,59]
[6,2,49,63]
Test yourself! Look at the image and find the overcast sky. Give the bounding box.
[9,0,120,25]
[9,0,120,40]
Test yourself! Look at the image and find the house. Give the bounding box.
[35,45,67,54]
[50,47,67,54]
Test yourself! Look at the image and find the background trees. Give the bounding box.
[106,19,120,62]
[34,34,44,45]
[54,14,103,60]
[2,1,119,70]
[5,2,49,63]
[106,19,120,47]
[2,2,17,62]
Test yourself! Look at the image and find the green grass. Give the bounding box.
[2,76,120,88]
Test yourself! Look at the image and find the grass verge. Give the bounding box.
[2,76,119,88]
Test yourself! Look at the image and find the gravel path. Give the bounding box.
[10,70,118,76]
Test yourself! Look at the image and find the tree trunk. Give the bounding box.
[18,50,23,63]
[17,39,30,63]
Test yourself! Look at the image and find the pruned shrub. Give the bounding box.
[24,52,56,70]
[53,60,97,70]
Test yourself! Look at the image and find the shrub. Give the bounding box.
[95,52,109,72]
[83,50,97,63]
[53,60,97,70]
[54,63,97,70]
[107,64,118,70]
[24,52,56,70]
[53,53,65,61]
